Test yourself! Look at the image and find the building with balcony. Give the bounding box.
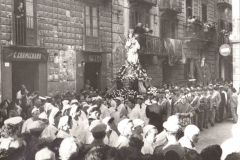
[0,0,233,100]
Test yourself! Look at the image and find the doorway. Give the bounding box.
[12,62,38,99]
[84,62,101,90]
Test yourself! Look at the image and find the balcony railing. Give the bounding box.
[137,34,163,55]
[129,0,157,6]
[159,0,182,13]
[183,22,217,42]
[12,15,37,46]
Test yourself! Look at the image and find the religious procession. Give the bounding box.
[1,0,240,160]
[0,18,240,160]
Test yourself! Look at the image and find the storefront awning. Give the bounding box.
[2,46,49,62]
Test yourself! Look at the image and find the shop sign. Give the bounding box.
[219,44,231,56]
[89,55,102,62]
[2,46,48,62]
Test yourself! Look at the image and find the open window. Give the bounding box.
[186,0,193,20]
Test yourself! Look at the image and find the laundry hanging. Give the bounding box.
[164,38,183,66]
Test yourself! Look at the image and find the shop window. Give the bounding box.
[202,4,207,22]
[186,0,193,20]
[85,6,99,37]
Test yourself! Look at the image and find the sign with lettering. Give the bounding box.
[89,55,102,62]
[2,46,49,62]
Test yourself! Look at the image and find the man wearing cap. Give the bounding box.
[84,121,108,151]
[154,119,185,159]
[22,107,40,133]
[173,95,193,115]
[157,89,171,122]
[204,87,212,129]
[198,87,206,131]
[210,86,221,126]
[102,117,119,147]
[126,98,140,120]
[219,86,227,122]
[141,125,158,154]
[189,88,200,127]
[115,118,134,149]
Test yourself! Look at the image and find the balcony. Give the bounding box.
[137,34,164,56]
[216,0,231,9]
[129,0,157,7]
[12,15,37,46]
[159,0,182,14]
[182,22,217,44]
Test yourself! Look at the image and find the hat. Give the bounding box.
[118,119,132,135]
[163,120,180,133]
[70,104,79,117]
[143,125,156,137]
[44,103,54,112]
[39,112,48,120]
[31,108,40,114]
[219,85,223,88]
[102,117,114,125]
[89,120,107,134]
[62,104,71,114]
[136,95,144,99]
[208,84,213,87]
[88,111,98,120]
[58,116,70,129]
[114,97,122,101]
[133,119,144,128]
[45,96,52,99]
[27,121,46,132]
[35,147,55,160]
[39,96,47,100]
[4,117,22,125]
[70,99,78,105]
[62,100,69,106]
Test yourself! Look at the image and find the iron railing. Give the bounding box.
[137,34,163,55]
[183,22,217,42]
[159,0,182,13]
[12,15,37,46]
[129,0,157,6]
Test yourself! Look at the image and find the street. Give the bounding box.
[196,121,235,152]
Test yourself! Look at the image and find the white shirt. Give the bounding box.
[22,118,34,133]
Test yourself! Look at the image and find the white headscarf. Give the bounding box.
[49,107,59,125]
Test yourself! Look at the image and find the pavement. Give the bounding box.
[196,120,235,153]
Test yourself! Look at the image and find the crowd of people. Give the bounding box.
[0,82,239,160]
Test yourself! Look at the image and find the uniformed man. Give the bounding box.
[190,88,200,127]
[198,87,206,131]
[157,89,171,122]
[210,86,221,126]
[203,87,211,129]
[136,95,149,125]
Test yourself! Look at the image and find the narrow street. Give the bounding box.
[196,121,235,152]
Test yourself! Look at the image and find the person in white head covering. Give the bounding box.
[35,147,56,160]
[178,125,200,150]
[62,104,71,116]
[59,137,79,160]
[21,107,40,133]
[132,119,144,140]
[40,107,62,141]
[111,97,128,126]
[56,116,73,139]
[102,117,119,147]
[136,95,149,125]
[141,125,158,154]
[92,96,110,119]
[114,118,134,149]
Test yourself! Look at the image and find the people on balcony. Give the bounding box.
[14,2,26,45]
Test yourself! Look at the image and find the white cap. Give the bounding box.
[39,112,48,120]
[31,108,40,114]
[143,125,156,137]
[118,119,132,135]
[4,117,22,125]
[62,100,69,106]
[133,119,144,128]
[39,96,47,100]
[70,99,78,105]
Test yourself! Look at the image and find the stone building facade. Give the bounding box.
[0,0,232,100]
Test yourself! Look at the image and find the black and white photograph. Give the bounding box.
[0,0,239,160]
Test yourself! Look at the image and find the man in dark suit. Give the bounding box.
[146,100,164,133]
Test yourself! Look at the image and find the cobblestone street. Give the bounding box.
[196,121,235,152]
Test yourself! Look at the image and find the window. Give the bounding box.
[85,6,98,37]
[186,0,192,20]
[202,4,207,22]
[161,18,177,39]
[130,10,150,29]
